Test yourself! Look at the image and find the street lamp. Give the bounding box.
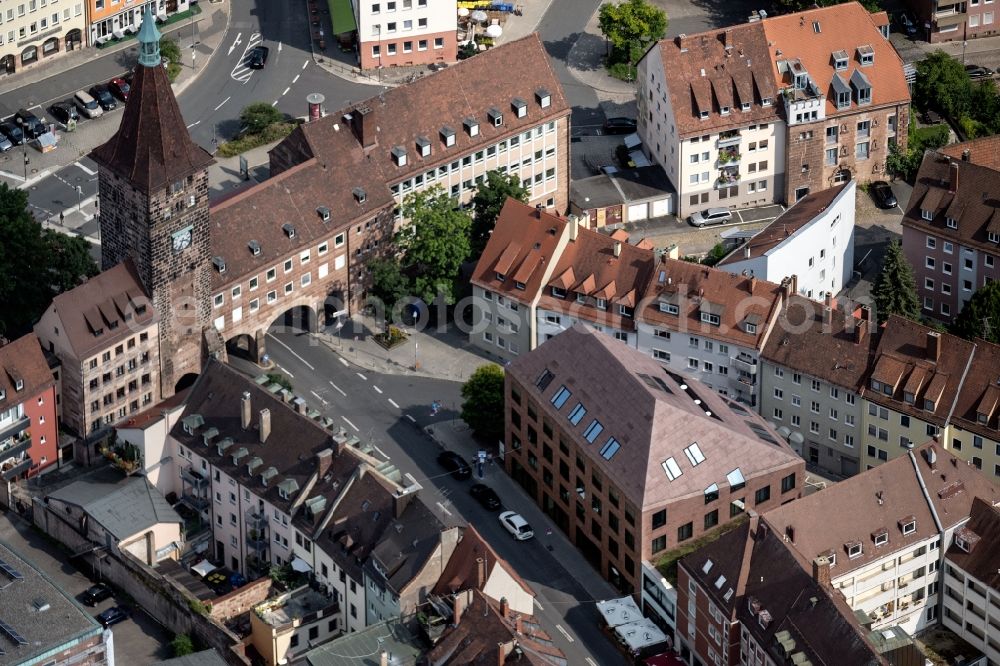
[414,341,419,371]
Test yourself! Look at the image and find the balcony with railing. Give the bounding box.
[733,353,758,374]
[1,457,31,481]
[0,435,31,463]
[934,1,965,19]
[729,375,757,395]
[247,509,268,531]
[716,166,740,189]
[717,130,741,148]
[181,466,209,490]
[717,146,741,167]
[0,415,30,444]
[247,527,270,553]
[180,467,210,511]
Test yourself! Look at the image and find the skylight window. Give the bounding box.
[583,419,604,443]
[726,467,746,489]
[662,457,683,481]
[599,437,621,460]
[551,386,572,409]
[714,575,727,589]
[723,588,734,602]
[702,559,714,574]
[536,369,554,390]
[568,403,587,425]
[684,442,706,466]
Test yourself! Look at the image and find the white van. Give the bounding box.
[74,90,103,119]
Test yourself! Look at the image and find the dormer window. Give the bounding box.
[317,206,331,221]
[551,286,566,298]
[794,72,809,90]
[873,529,889,547]
[416,136,431,157]
[282,222,296,239]
[832,74,851,109]
[857,44,874,66]
[720,106,730,115]
[597,298,607,310]
[212,256,226,273]
[921,209,933,221]
[946,217,957,229]
[576,292,586,304]
[978,411,989,424]
[512,97,528,118]
[740,102,750,111]
[0,389,4,401]
[463,117,479,137]
[515,281,525,290]
[496,272,505,282]
[903,391,914,404]
[699,110,709,120]
[989,232,1000,243]
[700,312,720,326]
[900,518,916,535]
[536,88,551,108]
[440,126,456,146]
[924,399,935,412]
[847,542,863,559]
[660,302,679,315]
[762,97,772,106]
[248,240,261,256]
[353,187,367,204]
[850,69,872,105]
[745,322,757,334]
[956,533,975,552]
[14,379,23,392]
[488,107,503,126]
[832,50,848,71]
[391,145,408,166]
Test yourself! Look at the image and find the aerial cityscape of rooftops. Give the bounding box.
[4,0,1000,663]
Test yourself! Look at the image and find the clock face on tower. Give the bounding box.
[172,227,193,253]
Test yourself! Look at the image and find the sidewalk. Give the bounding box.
[565,4,636,100]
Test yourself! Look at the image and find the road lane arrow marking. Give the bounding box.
[227,32,242,55]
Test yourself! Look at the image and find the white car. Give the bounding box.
[499,511,534,541]
[687,207,733,227]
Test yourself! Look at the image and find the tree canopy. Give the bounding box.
[598,0,667,71]
[951,280,1000,343]
[368,256,410,320]
[240,103,285,135]
[460,364,505,443]
[872,240,920,325]
[469,171,529,258]
[0,183,98,336]
[915,51,973,120]
[396,186,471,305]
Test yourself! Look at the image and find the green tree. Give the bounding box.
[159,37,180,64]
[951,280,1000,343]
[598,0,667,78]
[396,186,471,304]
[469,171,529,258]
[368,256,411,319]
[171,634,195,657]
[872,240,920,325]
[0,183,98,336]
[239,103,284,136]
[915,50,973,119]
[460,364,505,442]
[970,79,1000,134]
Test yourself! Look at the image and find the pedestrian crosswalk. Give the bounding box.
[230,32,262,84]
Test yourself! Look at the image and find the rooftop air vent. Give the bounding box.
[317,206,331,221]
[282,223,296,239]
[248,240,261,256]
[212,256,226,273]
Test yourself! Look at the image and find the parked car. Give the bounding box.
[470,483,502,510]
[74,90,103,119]
[81,583,113,606]
[437,451,472,480]
[50,101,80,126]
[602,117,637,135]
[965,64,994,80]
[14,108,46,139]
[0,135,11,153]
[248,45,269,69]
[899,12,917,36]
[687,207,733,227]
[499,511,534,541]
[96,606,129,627]
[869,181,897,209]
[108,77,131,101]
[0,120,24,145]
[89,84,118,111]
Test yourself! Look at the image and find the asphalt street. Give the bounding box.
[254,327,626,666]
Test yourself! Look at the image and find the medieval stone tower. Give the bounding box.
[91,8,215,397]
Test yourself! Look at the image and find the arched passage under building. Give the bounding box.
[175,373,199,393]
[269,304,319,336]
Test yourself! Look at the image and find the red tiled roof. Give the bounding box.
[946,497,1000,592]
[940,136,1000,172]
[950,338,1000,436]
[433,525,533,599]
[0,334,53,410]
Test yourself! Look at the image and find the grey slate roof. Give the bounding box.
[306,617,421,666]
[152,650,229,666]
[48,474,181,540]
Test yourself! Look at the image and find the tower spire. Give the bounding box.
[137,7,162,68]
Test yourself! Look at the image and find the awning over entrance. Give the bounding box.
[291,556,313,573]
[329,0,357,35]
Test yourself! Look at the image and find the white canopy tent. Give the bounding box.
[597,596,642,628]
[616,617,668,652]
[191,560,217,577]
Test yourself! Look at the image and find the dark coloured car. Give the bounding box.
[0,120,24,145]
[14,108,46,139]
[248,45,269,69]
[602,116,637,135]
[437,451,471,480]
[50,101,80,126]
[82,583,113,606]
[470,483,501,510]
[108,77,131,101]
[898,12,917,36]
[965,64,994,80]
[89,84,118,111]
[96,606,129,627]
[870,181,897,209]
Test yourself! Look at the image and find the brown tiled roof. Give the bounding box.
[945,497,1000,592]
[871,10,890,28]
[534,224,656,331]
[117,389,189,431]
[719,184,847,265]
[940,136,1000,172]
[681,515,756,616]
[653,24,780,138]
[295,34,568,183]
[639,258,784,350]
[508,324,802,510]
[861,315,975,425]
[763,442,1000,576]
[951,339,1000,436]
[761,295,872,390]
[0,333,53,409]
[902,151,1000,256]
[470,199,567,301]
[433,526,534,599]
[43,260,155,360]
[91,62,214,194]
[761,4,910,117]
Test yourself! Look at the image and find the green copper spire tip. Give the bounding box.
[137,7,162,68]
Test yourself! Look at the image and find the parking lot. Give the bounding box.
[0,510,172,663]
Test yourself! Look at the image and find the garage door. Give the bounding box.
[627,203,648,221]
[650,197,672,217]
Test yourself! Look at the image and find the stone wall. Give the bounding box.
[209,577,276,623]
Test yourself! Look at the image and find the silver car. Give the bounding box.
[0,135,12,153]
[687,207,733,227]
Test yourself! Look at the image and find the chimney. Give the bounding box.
[499,597,509,618]
[332,429,349,456]
[675,33,688,50]
[569,215,579,242]
[962,149,971,162]
[859,304,871,322]
[476,557,487,589]
[453,591,466,626]
[723,27,733,48]
[927,330,941,363]
[949,161,959,194]
[497,642,506,666]
[393,486,413,517]
[749,276,757,293]
[613,240,622,258]
[854,318,868,345]
[241,391,252,429]
[515,614,524,634]
[743,244,751,259]
[823,306,832,328]
[353,105,377,150]
[824,292,837,310]
[535,203,543,218]
[259,408,271,444]
[315,448,333,478]
[812,555,832,587]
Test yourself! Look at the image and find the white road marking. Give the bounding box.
[282,87,290,96]
[585,659,598,666]
[435,501,452,516]
[266,333,315,370]
[338,357,348,367]
[310,390,329,405]
[342,416,359,431]
[388,398,400,409]
[214,96,230,111]
[271,100,279,106]
[75,162,97,176]
[186,120,201,128]
[302,60,309,69]
[356,372,367,381]
[373,445,388,458]
[292,74,300,83]
[227,32,243,55]
[405,414,417,423]
[533,599,544,611]
[372,386,382,394]
[278,41,283,52]
[328,381,346,397]
[555,625,574,643]
[276,364,294,378]
[231,33,261,83]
